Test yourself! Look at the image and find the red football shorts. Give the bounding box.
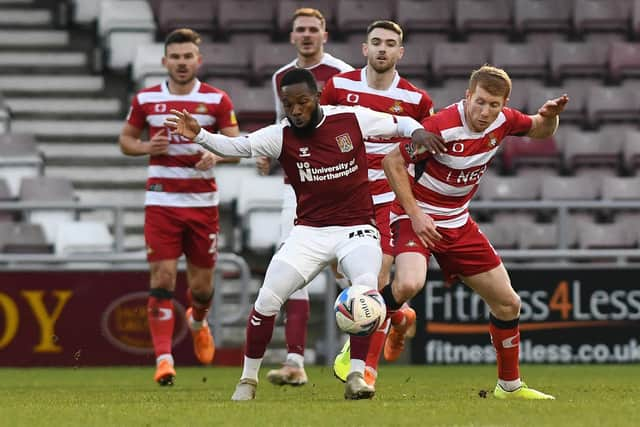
[392,217,502,284]
[374,202,393,256]
[144,205,219,268]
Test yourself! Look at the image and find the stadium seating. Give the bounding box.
[622,129,640,173]
[541,176,600,200]
[394,40,431,79]
[426,79,468,109]
[501,135,560,172]
[479,175,541,200]
[235,175,284,252]
[98,0,156,70]
[155,0,216,35]
[252,43,296,83]
[586,86,640,128]
[476,221,518,249]
[54,221,114,255]
[573,0,632,37]
[199,42,251,79]
[490,42,548,79]
[336,0,393,35]
[19,176,76,243]
[549,41,609,83]
[325,42,366,68]
[0,93,9,134]
[454,0,512,36]
[0,133,42,198]
[562,128,623,171]
[431,42,489,82]
[131,43,165,88]
[0,222,51,253]
[396,0,454,34]
[517,222,558,249]
[602,176,640,200]
[608,42,640,82]
[577,222,637,249]
[512,0,573,37]
[217,0,276,36]
[0,178,13,222]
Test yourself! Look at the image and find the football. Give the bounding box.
[334,285,386,336]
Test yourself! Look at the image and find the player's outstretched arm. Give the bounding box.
[165,109,254,158]
[527,94,569,139]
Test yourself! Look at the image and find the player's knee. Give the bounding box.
[151,269,175,289]
[351,272,377,290]
[492,293,521,320]
[394,275,424,300]
[254,286,284,316]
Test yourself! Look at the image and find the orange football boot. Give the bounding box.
[154,359,176,386]
[384,306,417,362]
[186,307,215,364]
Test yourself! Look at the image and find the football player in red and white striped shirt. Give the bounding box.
[119,29,240,386]
[257,8,353,388]
[384,65,568,400]
[321,20,434,385]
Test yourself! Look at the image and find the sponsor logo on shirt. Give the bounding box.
[335,133,353,153]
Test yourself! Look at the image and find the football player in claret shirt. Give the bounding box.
[258,7,353,388]
[383,65,569,400]
[164,68,442,401]
[321,20,434,386]
[119,28,240,386]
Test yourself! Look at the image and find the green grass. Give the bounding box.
[0,365,638,426]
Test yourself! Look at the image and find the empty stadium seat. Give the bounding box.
[508,78,543,111]
[224,83,274,131]
[426,79,468,110]
[131,43,165,88]
[562,129,623,171]
[236,175,284,252]
[325,43,365,68]
[394,40,431,78]
[431,42,489,82]
[0,222,51,253]
[19,177,76,243]
[0,178,13,222]
[490,42,548,79]
[0,133,43,197]
[541,176,600,200]
[586,86,640,127]
[98,0,156,70]
[573,0,632,37]
[476,221,518,249]
[517,222,558,249]
[501,135,560,172]
[454,0,512,36]
[277,0,334,34]
[199,42,251,79]
[577,222,637,249]
[156,0,216,35]
[513,0,572,36]
[217,0,275,35]
[608,42,640,82]
[252,43,296,83]
[54,221,114,255]
[479,175,541,200]
[549,41,609,83]
[396,0,454,34]
[0,93,9,134]
[602,176,640,200]
[622,129,640,173]
[214,163,259,206]
[336,0,392,35]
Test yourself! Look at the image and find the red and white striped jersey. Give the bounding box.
[127,79,237,207]
[320,68,434,205]
[392,100,532,228]
[272,53,353,122]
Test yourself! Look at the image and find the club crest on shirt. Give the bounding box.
[406,239,418,247]
[195,103,208,114]
[404,141,417,161]
[335,133,353,152]
[389,101,404,114]
[299,146,311,157]
[488,132,498,147]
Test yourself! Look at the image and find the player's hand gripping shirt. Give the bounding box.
[127,80,237,207]
[392,101,532,228]
[320,68,434,205]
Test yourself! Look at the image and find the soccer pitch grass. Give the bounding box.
[0,365,638,427]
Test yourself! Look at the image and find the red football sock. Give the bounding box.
[244,307,276,359]
[389,309,405,326]
[147,295,174,358]
[365,318,390,371]
[285,299,309,357]
[489,314,520,381]
[187,288,213,322]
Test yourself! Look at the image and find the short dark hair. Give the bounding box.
[292,8,326,30]
[164,28,201,54]
[280,68,318,93]
[366,20,403,43]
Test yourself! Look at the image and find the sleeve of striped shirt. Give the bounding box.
[126,94,146,129]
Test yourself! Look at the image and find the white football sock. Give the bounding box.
[241,356,263,382]
[156,354,174,366]
[498,378,522,392]
[286,353,304,368]
[349,358,365,375]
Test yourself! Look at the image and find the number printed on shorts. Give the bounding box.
[348,229,379,239]
[208,233,218,255]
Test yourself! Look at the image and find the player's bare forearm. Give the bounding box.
[383,149,421,218]
[527,94,569,139]
[119,135,148,156]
